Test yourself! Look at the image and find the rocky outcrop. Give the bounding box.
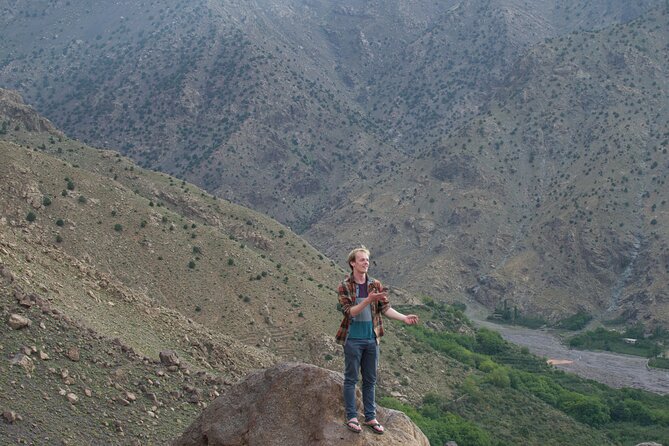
[174,362,429,446]
[0,88,63,135]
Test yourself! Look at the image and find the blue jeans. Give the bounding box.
[343,338,379,422]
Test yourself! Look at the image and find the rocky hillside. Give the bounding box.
[0,90,454,444]
[307,5,669,327]
[0,0,661,230]
[1,1,668,329]
[0,91,625,445]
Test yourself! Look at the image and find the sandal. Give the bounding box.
[364,422,384,435]
[345,420,362,433]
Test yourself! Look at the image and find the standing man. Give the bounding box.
[335,246,419,435]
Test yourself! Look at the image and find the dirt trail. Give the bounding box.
[473,319,669,395]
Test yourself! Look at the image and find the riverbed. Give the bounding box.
[474,319,669,395]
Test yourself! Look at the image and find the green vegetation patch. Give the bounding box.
[398,302,669,446]
[568,324,667,358]
[555,311,593,331]
[380,396,494,446]
[648,357,669,370]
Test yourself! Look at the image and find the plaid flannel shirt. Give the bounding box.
[335,274,390,345]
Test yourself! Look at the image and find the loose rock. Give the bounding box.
[9,353,34,374]
[66,347,80,362]
[8,314,31,330]
[159,350,180,367]
[3,410,19,424]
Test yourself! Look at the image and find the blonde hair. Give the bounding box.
[347,246,370,272]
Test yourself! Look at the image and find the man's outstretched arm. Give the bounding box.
[383,307,419,325]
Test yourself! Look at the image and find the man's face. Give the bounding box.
[350,251,369,275]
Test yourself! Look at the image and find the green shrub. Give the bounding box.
[475,328,508,355]
[559,393,610,426]
[485,367,511,388]
[42,196,52,206]
[26,211,36,222]
[648,357,669,370]
[555,311,593,330]
[379,397,493,446]
[114,223,123,232]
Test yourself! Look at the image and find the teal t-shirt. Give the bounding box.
[348,282,375,340]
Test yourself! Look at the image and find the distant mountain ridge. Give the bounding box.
[1,0,668,327]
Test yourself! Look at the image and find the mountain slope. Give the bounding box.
[1,0,661,233]
[1,1,668,328]
[0,89,639,446]
[307,5,669,327]
[0,0,395,231]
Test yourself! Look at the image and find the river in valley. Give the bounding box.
[473,319,669,395]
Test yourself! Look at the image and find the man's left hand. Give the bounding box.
[403,315,419,325]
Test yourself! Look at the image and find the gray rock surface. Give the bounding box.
[174,362,429,446]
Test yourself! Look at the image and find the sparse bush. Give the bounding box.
[555,311,593,330]
[114,223,123,232]
[42,196,52,206]
[26,211,36,222]
[485,367,511,388]
[188,260,196,269]
[56,219,65,227]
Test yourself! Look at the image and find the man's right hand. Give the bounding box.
[368,292,388,304]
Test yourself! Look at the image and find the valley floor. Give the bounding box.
[474,319,669,395]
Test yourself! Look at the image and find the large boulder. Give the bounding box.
[174,362,429,446]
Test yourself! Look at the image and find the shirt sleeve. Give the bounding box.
[375,280,391,314]
[338,281,354,316]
